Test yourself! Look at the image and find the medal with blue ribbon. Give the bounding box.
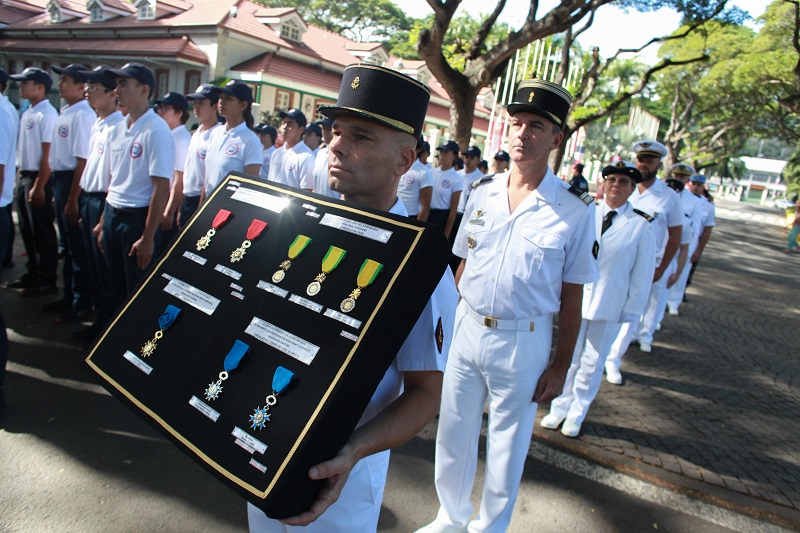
[272,234,312,283]
[340,259,383,313]
[306,246,346,296]
[249,366,295,430]
[140,305,181,357]
[204,340,250,401]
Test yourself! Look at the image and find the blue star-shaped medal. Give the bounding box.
[249,406,270,430]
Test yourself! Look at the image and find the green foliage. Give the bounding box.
[782,146,800,196]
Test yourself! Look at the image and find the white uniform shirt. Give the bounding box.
[430,166,463,210]
[0,95,19,207]
[454,169,598,319]
[17,99,57,171]
[397,158,433,216]
[267,145,286,183]
[259,145,275,182]
[203,122,262,195]
[678,187,702,249]
[171,125,191,174]
[629,178,683,263]
[457,168,484,213]
[105,109,175,209]
[79,110,124,193]
[49,99,95,172]
[700,196,716,227]
[313,146,340,198]
[271,140,314,190]
[182,122,220,197]
[582,201,656,321]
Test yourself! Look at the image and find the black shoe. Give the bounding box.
[42,297,72,313]
[19,280,58,297]
[69,323,104,342]
[56,306,92,325]
[4,272,37,289]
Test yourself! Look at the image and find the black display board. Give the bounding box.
[85,173,451,518]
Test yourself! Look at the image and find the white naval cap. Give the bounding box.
[633,140,668,159]
[671,163,696,176]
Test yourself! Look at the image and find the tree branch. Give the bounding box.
[468,0,507,59]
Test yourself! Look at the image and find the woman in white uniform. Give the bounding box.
[202,80,262,199]
[541,160,656,437]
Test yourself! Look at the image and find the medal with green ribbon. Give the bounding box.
[340,259,383,313]
[306,246,346,296]
[272,235,312,284]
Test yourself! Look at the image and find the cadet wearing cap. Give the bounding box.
[397,139,433,220]
[604,140,682,384]
[428,140,463,239]
[541,161,655,438]
[182,84,221,224]
[312,118,339,198]
[203,80,261,197]
[254,123,277,182]
[418,79,598,533]
[569,162,589,194]
[491,149,509,174]
[268,108,314,191]
[154,92,191,247]
[101,62,175,310]
[0,67,17,411]
[44,64,97,318]
[247,63,459,533]
[665,164,703,316]
[71,65,124,341]
[7,67,59,296]
[685,173,715,284]
[303,122,323,153]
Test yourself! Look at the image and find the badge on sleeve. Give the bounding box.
[435,317,444,354]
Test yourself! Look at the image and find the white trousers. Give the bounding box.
[247,449,390,533]
[549,319,621,424]
[666,242,697,312]
[433,301,552,533]
[637,262,674,346]
[605,320,632,372]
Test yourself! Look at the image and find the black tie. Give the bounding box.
[602,211,617,235]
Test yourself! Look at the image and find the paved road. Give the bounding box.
[1,199,797,532]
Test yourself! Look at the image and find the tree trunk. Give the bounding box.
[448,84,482,149]
[550,125,575,174]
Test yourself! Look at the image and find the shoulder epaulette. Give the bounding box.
[634,208,654,222]
[567,185,593,206]
[471,175,495,189]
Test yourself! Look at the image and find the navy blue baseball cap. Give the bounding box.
[304,123,322,137]
[0,68,8,85]
[217,80,253,104]
[493,150,510,162]
[317,117,333,128]
[437,140,460,153]
[103,62,156,92]
[186,83,219,103]
[256,124,277,141]
[155,91,189,111]
[10,67,53,90]
[78,65,117,89]
[279,108,307,128]
[462,146,481,158]
[419,140,431,153]
[52,63,89,81]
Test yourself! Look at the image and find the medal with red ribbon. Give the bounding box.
[230,219,268,263]
[196,209,233,251]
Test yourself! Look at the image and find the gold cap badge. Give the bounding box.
[351,77,360,90]
[528,91,535,103]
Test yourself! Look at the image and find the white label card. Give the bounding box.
[302,203,317,211]
[249,458,267,473]
[215,264,242,281]
[231,187,290,214]
[229,180,241,187]
[123,350,153,375]
[257,280,288,299]
[235,439,256,454]
[245,316,320,365]
[289,294,323,314]
[306,212,321,219]
[163,277,220,316]
[340,330,359,342]
[324,308,362,330]
[319,213,392,243]
[231,291,244,300]
[230,283,243,291]
[183,251,208,266]
[232,426,267,454]
[189,395,220,422]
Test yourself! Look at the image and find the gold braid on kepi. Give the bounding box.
[506,79,573,127]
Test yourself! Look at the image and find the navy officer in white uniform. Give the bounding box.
[541,161,655,438]
[247,63,459,533]
[417,79,598,533]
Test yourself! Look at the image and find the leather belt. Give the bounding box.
[464,303,540,332]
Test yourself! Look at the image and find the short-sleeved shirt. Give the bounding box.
[313,146,339,198]
[0,96,19,207]
[453,169,598,319]
[457,168,483,213]
[17,99,58,171]
[50,99,95,172]
[397,158,433,216]
[270,140,314,190]
[105,109,175,209]
[700,197,716,228]
[259,145,275,182]
[182,122,221,197]
[171,125,191,174]
[203,122,262,195]
[678,188,703,246]
[629,177,683,263]
[430,166,463,210]
[79,111,124,193]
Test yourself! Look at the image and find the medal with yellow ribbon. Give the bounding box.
[272,235,312,284]
[340,259,383,313]
[306,246,346,296]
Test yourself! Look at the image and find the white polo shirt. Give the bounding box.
[106,109,175,209]
[397,158,432,216]
[50,99,95,172]
[79,110,124,194]
[454,169,598,319]
[271,140,314,190]
[259,145,275,182]
[0,95,19,207]
[629,177,683,263]
[17,99,58,172]
[203,122,262,195]
[171,125,191,174]
[430,166,463,210]
[457,168,484,213]
[182,122,220,197]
